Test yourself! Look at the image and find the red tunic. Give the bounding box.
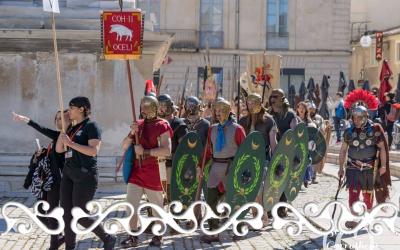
[128,118,173,191]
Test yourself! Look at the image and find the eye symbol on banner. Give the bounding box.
[353,140,360,147]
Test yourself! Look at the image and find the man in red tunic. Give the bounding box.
[120,95,173,247]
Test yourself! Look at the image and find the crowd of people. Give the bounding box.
[12,84,395,249]
[328,88,400,150]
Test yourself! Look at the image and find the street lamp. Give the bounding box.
[360,34,372,48]
[358,33,372,84]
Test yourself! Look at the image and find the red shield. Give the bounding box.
[102,11,143,60]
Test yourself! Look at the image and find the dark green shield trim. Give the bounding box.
[284,122,310,202]
[226,131,266,217]
[307,126,327,164]
[171,132,203,209]
[263,129,294,211]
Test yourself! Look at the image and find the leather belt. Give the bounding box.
[347,159,374,171]
[212,157,234,163]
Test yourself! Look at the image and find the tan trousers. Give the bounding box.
[126,183,164,231]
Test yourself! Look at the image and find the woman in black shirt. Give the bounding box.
[56,96,115,250]
[12,110,70,250]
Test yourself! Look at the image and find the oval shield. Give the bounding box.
[307,126,327,164]
[171,132,203,209]
[263,129,294,212]
[284,122,310,202]
[226,131,266,217]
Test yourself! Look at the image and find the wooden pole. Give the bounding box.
[156,74,164,96]
[51,12,65,134]
[126,60,141,167]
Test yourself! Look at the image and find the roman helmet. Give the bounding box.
[157,94,174,118]
[246,93,262,114]
[344,89,379,127]
[214,98,231,123]
[185,96,201,116]
[140,95,158,120]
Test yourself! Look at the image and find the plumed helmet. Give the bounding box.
[352,105,368,127]
[352,105,368,117]
[141,95,158,119]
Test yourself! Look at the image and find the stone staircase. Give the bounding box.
[0,153,124,194]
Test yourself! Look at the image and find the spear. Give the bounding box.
[178,67,190,117]
[156,75,164,96]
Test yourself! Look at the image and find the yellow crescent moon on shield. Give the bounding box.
[298,129,304,137]
[285,136,292,145]
[290,187,297,197]
[251,140,260,150]
[187,139,197,149]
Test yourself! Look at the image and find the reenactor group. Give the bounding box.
[14,87,390,249]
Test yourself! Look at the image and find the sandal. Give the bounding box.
[121,235,139,248]
[149,236,163,247]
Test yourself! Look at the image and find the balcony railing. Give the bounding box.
[267,32,289,50]
[199,30,223,49]
[160,29,199,50]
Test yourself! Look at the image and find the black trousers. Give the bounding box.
[60,167,108,249]
[206,187,224,230]
[38,184,61,248]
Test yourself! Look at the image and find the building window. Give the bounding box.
[199,0,223,48]
[197,67,223,98]
[267,0,288,50]
[137,0,160,31]
[396,42,400,62]
[280,68,305,94]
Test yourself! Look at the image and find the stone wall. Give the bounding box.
[0,52,153,155]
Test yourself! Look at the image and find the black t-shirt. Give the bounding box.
[183,118,210,147]
[239,114,275,147]
[269,110,296,141]
[64,118,101,173]
[166,116,188,167]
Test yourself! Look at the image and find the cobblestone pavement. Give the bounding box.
[0,170,394,250]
